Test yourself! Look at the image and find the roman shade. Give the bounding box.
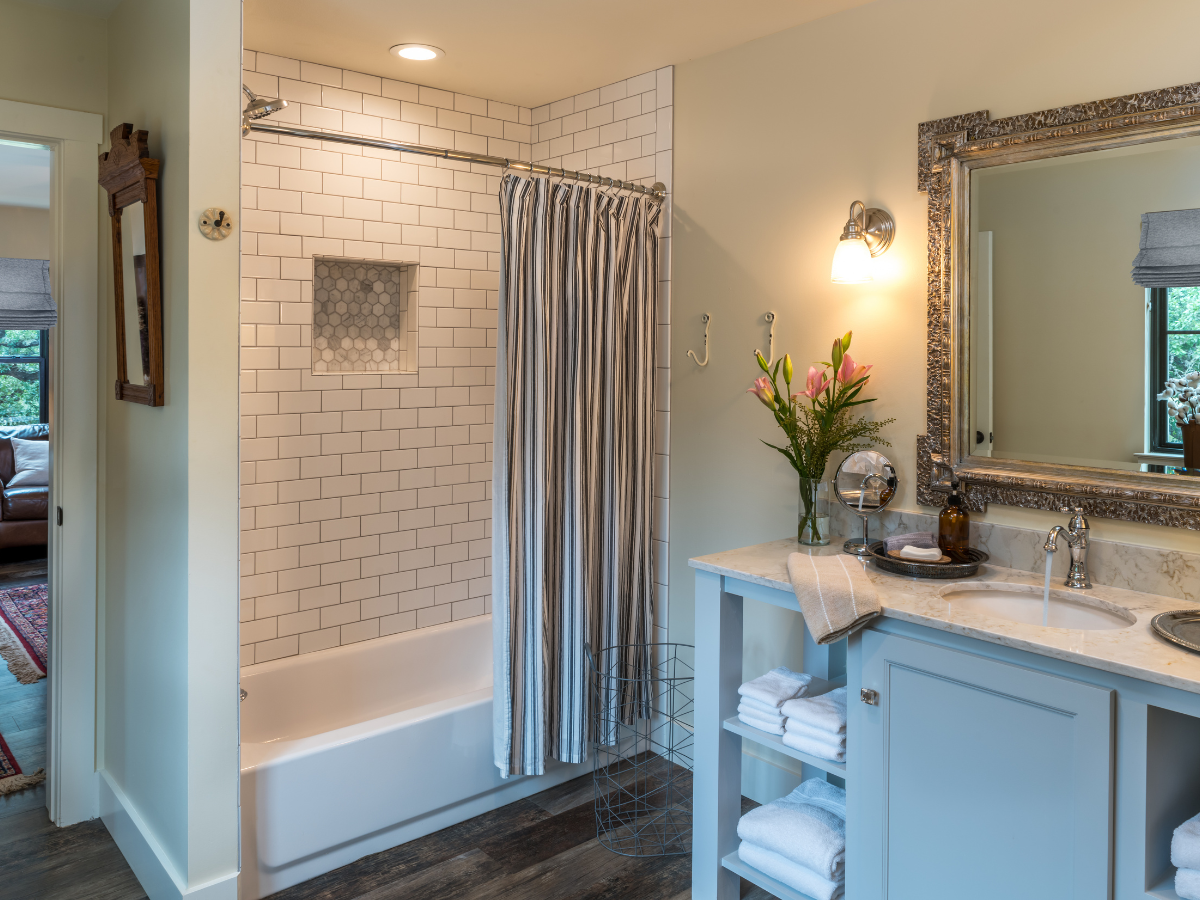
[1132,209,1200,288]
[0,259,56,329]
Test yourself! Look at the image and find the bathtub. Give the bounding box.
[238,615,589,899]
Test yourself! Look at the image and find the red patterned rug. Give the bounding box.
[0,730,44,795]
[0,584,47,684]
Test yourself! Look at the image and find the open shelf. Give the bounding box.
[723,715,846,776]
[721,849,828,900]
[1147,872,1180,899]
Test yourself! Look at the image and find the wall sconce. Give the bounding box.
[830,200,895,284]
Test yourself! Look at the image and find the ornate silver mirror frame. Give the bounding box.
[916,81,1200,529]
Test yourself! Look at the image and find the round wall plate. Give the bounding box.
[863,207,895,257]
[199,207,234,241]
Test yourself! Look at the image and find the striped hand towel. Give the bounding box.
[786,552,880,644]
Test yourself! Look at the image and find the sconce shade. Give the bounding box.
[831,237,873,284]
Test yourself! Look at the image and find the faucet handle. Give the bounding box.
[1059,506,1085,515]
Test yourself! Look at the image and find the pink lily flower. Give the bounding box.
[796,365,831,400]
[837,352,872,386]
[747,376,776,409]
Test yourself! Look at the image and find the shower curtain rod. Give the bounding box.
[248,122,667,204]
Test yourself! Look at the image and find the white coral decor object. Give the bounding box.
[1159,372,1200,426]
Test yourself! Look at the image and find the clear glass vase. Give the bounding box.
[798,476,831,546]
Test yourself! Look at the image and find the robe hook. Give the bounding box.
[755,311,776,367]
[687,314,711,367]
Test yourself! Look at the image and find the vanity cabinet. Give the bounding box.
[855,629,1114,900]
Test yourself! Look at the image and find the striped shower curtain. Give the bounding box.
[492,175,660,777]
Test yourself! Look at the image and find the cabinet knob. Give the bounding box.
[860,688,879,705]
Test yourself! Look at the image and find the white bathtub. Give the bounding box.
[238,615,589,899]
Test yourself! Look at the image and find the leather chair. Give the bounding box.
[0,424,48,550]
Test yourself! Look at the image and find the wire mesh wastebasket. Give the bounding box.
[586,642,694,857]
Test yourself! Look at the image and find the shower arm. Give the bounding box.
[245,120,667,205]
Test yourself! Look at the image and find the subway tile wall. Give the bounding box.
[239,49,673,665]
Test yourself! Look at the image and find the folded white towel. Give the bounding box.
[738,708,786,735]
[787,553,881,645]
[738,667,816,708]
[781,686,848,735]
[737,779,846,879]
[738,841,843,900]
[898,545,943,561]
[1174,812,1200,871]
[1178,867,1200,900]
[738,695,787,718]
[884,531,937,552]
[793,778,847,819]
[786,718,847,744]
[782,729,845,762]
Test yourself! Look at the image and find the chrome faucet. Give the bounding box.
[1043,506,1091,589]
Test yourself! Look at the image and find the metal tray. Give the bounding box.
[1151,610,1200,654]
[867,541,989,579]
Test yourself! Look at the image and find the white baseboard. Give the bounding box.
[100,769,238,900]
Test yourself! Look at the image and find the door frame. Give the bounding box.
[0,98,103,826]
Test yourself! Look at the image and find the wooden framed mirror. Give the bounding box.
[99,123,163,406]
[916,82,1200,529]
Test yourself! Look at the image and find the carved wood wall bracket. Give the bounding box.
[917,81,1200,529]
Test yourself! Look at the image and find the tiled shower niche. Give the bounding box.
[312,257,418,373]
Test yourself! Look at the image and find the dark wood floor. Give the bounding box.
[0,567,148,900]
[267,768,769,900]
[0,563,760,900]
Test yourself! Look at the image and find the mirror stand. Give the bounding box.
[834,451,898,558]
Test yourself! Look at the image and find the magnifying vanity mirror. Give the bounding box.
[834,450,897,557]
[916,82,1200,529]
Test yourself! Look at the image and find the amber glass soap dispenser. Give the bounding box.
[938,477,970,562]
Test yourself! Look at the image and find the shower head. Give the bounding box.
[242,85,288,135]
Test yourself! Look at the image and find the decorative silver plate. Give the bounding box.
[1151,610,1200,654]
[867,541,989,579]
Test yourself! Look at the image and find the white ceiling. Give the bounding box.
[0,142,51,209]
[244,0,877,109]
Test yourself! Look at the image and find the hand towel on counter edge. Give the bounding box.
[738,666,818,708]
[736,781,846,879]
[737,706,786,736]
[1174,812,1200,870]
[781,729,846,762]
[1178,868,1200,900]
[786,553,880,645]
[737,841,843,900]
[781,686,848,734]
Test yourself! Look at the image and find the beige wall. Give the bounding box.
[0,205,49,259]
[974,139,1200,467]
[0,0,108,116]
[103,0,241,889]
[670,0,1200,668]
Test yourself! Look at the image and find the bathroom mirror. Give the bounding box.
[99,123,164,406]
[916,82,1200,528]
[834,450,897,557]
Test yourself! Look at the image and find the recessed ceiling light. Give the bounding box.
[390,43,444,62]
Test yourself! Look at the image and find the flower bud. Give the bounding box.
[755,350,769,373]
[841,331,853,353]
[783,353,793,384]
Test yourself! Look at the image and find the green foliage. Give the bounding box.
[1166,288,1200,444]
[0,331,42,425]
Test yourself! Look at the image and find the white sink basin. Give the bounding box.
[939,582,1136,631]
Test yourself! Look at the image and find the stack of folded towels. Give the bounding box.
[1175,811,1200,900]
[737,667,835,736]
[737,778,846,900]
[781,686,848,762]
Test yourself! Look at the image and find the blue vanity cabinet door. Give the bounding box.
[857,629,1114,900]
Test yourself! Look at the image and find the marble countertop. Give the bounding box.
[690,537,1200,696]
